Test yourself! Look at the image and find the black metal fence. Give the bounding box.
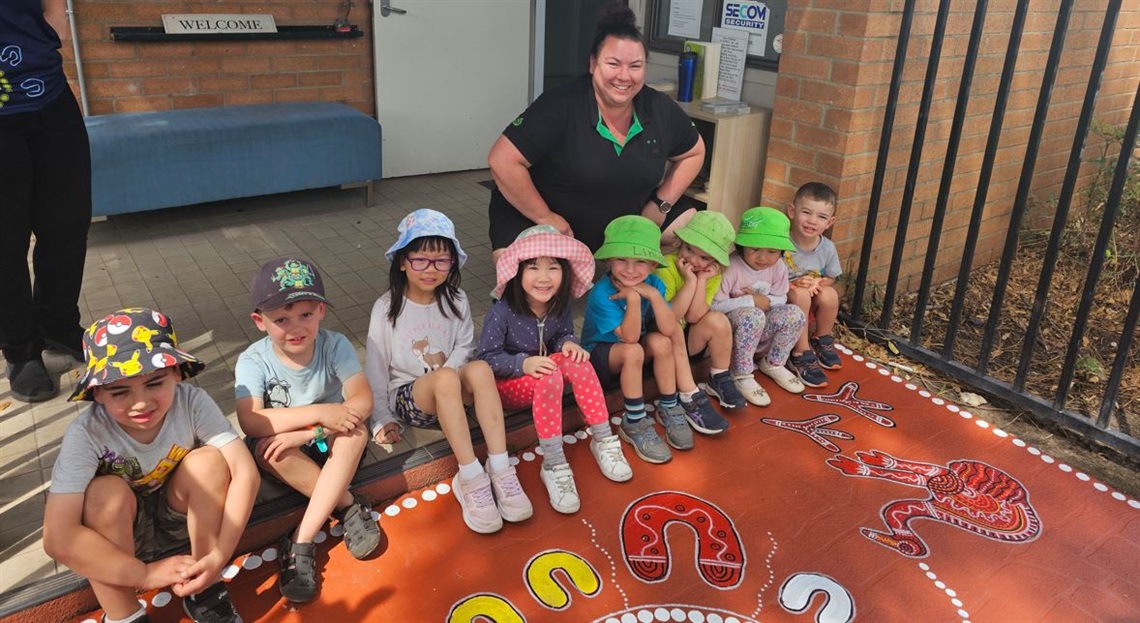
[848,0,1139,457]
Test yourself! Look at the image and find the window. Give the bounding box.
[645,0,786,70]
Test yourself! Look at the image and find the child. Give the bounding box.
[366,209,533,534]
[44,308,258,623]
[235,256,381,603]
[653,211,747,411]
[477,226,633,514]
[581,215,728,466]
[713,207,809,405]
[785,182,845,387]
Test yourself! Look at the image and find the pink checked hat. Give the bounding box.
[492,225,595,299]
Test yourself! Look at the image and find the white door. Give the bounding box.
[373,0,532,178]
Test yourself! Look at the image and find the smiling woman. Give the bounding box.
[486,4,706,256]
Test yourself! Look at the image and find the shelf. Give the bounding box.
[110,25,363,42]
[684,188,711,203]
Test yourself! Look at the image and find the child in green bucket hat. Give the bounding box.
[711,207,810,405]
[654,210,748,414]
[582,216,728,466]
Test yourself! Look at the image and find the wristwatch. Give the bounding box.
[651,194,673,215]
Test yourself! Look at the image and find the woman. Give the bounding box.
[0,0,92,402]
[487,4,705,257]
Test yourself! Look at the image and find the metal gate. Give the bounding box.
[847,0,1139,457]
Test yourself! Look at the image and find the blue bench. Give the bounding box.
[84,102,382,217]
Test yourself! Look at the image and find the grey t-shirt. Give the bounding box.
[234,328,362,410]
[50,383,238,496]
[785,236,843,281]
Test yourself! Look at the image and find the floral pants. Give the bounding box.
[727,305,806,377]
[495,353,609,438]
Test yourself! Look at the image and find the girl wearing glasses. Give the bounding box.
[365,209,533,535]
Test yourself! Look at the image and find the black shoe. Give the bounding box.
[8,358,58,402]
[183,581,242,623]
[335,493,382,559]
[278,534,319,603]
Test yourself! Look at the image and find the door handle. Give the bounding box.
[380,0,406,17]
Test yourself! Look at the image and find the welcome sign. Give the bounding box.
[161,14,277,35]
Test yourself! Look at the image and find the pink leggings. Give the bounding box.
[495,353,610,438]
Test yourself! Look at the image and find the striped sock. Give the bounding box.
[624,397,646,422]
[659,392,680,408]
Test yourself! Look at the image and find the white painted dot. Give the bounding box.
[243,555,263,570]
[865,361,877,369]
[621,613,638,623]
[81,619,98,623]
[919,390,932,398]
[1128,499,1140,509]
[222,564,240,580]
[1012,438,1027,447]
[935,580,946,589]
[906,383,919,391]
[638,608,654,622]
[1059,464,1073,472]
[958,610,969,618]
[645,403,656,412]
[926,571,937,580]
[688,611,706,623]
[1027,447,1041,456]
[522,451,536,462]
[853,354,865,362]
[725,617,741,623]
[151,591,172,608]
[1041,455,1054,464]
[932,398,945,405]
[918,563,930,570]
[330,524,344,537]
[402,498,418,509]
[575,430,589,439]
[535,446,545,456]
[952,598,963,607]
[959,411,973,419]
[385,505,401,516]
[891,375,903,383]
[509,456,520,467]
[1077,472,1090,481]
[314,530,327,543]
[563,434,577,444]
[708,614,724,623]
[263,547,278,561]
[946,404,960,412]
[993,429,1008,437]
[611,416,623,426]
[878,368,890,376]
[1111,492,1126,501]
[945,588,957,597]
[423,490,438,501]
[606,618,621,623]
[371,510,381,521]
[1094,483,1109,492]
[654,607,671,621]
[671,608,686,622]
[436,483,451,495]
[975,420,990,429]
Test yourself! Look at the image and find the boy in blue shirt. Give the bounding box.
[235,257,380,604]
[582,216,728,466]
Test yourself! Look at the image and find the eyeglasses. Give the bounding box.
[406,256,454,272]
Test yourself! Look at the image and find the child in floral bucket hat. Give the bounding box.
[582,216,728,467]
[477,225,632,515]
[712,207,810,405]
[655,211,748,415]
[45,308,258,623]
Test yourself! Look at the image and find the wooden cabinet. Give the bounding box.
[675,101,771,226]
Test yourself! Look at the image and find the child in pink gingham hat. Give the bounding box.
[477,226,633,514]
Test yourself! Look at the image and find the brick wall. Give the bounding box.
[760,0,1140,295]
[61,1,374,116]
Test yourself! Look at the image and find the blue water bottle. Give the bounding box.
[677,51,698,102]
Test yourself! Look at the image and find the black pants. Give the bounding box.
[0,88,91,363]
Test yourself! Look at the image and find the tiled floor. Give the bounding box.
[0,170,499,596]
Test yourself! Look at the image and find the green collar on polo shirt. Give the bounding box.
[595,111,643,155]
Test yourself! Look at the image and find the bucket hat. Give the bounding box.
[70,308,205,401]
[492,225,595,299]
[593,215,667,266]
[674,210,736,266]
[735,207,796,252]
[251,256,329,312]
[385,208,468,267]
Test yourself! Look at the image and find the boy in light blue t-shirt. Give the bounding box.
[234,256,379,604]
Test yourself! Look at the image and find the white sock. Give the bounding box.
[458,460,483,480]
[104,606,148,623]
[679,389,700,402]
[486,452,510,472]
[710,367,728,376]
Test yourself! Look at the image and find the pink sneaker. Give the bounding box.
[486,464,534,522]
[452,472,502,534]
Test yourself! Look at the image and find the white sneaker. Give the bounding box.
[758,358,805,394]
[486,464,534,522]
[734,375,771,406]
[540,463,581,514]
[590,434,633,482]
[452,472,503,534]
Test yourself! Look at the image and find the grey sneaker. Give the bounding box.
[652,400,695,450]
[618,416,673,464]
[680,392,730,435]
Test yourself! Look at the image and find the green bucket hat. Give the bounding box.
[735,207,796,252]
[594,215,667,266]
[674,210,736,266]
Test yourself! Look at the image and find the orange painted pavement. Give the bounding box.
[70,347,1140,622]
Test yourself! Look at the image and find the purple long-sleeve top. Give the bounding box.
[476,299,579,378]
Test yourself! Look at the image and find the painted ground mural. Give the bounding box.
[70,345,1139,622]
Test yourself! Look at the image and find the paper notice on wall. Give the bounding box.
[721,1,770,56]
[668,0,703,39]
[711,27,748,101]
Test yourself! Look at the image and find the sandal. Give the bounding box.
[336,493,382,560]
[278,534,318,603]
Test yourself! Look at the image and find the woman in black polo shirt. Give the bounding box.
[487,5,705,255]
